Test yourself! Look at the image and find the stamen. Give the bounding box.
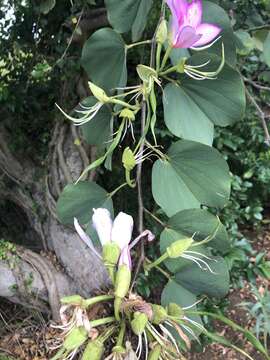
[160,324,180,354]
[143,330,148,360]
[183,316,206,332]
[182,298,203,310]
[191,36,222,51]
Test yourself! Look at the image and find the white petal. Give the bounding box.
[92,208,113,246]
[111,212,134,249]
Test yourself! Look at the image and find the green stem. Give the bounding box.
[90,317,116,328]
[143,207,167,228]
[109,182,128,198]
[111,98,138,111]
[159,64,178,76]
[84,294,114,308]
[156,43,162,72]
[160,45,172,71]
[126,40,152,50]
[134,100,152,153]
[116,321,126,347]
[125,169,136,188]
[145,252,169,272]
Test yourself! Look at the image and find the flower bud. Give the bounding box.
[88,82,110,103]
[111,212,134,250]
[151,305,168,325]
[156,19,168,44]
[102,242,121,266]
[122,147,136,172]
[148,344,162,360]
[167,303,184,318]
[166,238,193,259]
[137,64,157,83]
[92,208,113,246]
[119,108,135,121]
[131,312,148,336]
[82,339,104,360]
[63,327,88,351]
[114,265,131,299]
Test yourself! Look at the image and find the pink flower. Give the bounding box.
[166,0,221,49]
[118,246,132,270]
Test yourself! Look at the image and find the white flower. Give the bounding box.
[111,212,134,250]
[92,208,113,246]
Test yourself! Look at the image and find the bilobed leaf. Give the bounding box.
[202,1,237,67]
[81,97,112,146]
[81,28,127,93]
[104,0,153,41]
[163,55,245,144]
[160,209,230,254]
[174,257,230,298]
[152,140,231,217]
[56,181,113,225]
[234,30,254,56]
[263,32,270,67]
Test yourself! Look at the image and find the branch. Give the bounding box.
[243,76,270,92]
[245,88,270,146]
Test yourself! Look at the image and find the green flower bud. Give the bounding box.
[148,344,162,360]
[137,64,157,83]
[63,327,88,351]
[156,20,168,44]
[176,58,187,74]
[82,339,104,360]
[61,295,83,306]
[131,312,148,335]
[122,147,136,171]
[103,242,121,267]
[167,303,184,318]
[88,82,110,103]
[166,238,193,259]
[115,265,131,299]
[119,108,135,121]
[151,305,167,325]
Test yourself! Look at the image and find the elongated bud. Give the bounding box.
[156,19,168,44]
[63,327,88,351]
[114,264,131,320]
[92,208,113,246]
[166,238,193,259]
[82,339,104,360]
[102,242,121,282]
[131,312,148,336]
[122,147,136,171]
[111,212,134,250]
[88,82,110,103]
[120,108,135,121]
[167,303,184,318]
[149,344,162,360]
[151,305,168,325]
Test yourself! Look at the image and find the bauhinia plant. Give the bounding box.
[53,0,269,359]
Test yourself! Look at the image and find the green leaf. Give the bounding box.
[234,30,254,56]
[263,32,270,67]
[163,56,245,144]
[161,280,203,335]
[174,257,230,298]
[56,181,113,225]
[161,209,230,254]
[81,28,127,93]
[201,1,237,67]
[152,140,231,217]
[81,97,112,146]
[104,0,153,41]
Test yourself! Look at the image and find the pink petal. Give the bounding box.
[166,0,188,22]
[174,26,202,48]
[193,23,222,47]
[186,0,203,28]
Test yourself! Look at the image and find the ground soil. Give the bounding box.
[0,227,270,360]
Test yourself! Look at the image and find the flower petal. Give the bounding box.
[166,0,188,22]
[174,26,202,48]
[74,218,102,259]
[119,246,132,270]
[111,212,134,249]
[186,0,203,28]
[193,23,222,47]
[92,208,113,246]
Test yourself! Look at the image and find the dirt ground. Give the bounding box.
[0,228,270,359]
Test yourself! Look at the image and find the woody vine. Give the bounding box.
[52,0,269,359]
